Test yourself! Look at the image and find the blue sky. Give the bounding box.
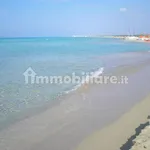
[0,0,150,37]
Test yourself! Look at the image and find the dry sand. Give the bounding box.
[130,125,150,150]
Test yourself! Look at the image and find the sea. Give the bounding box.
[0,37,150,129]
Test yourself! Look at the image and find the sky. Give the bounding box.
[0,0,150,37]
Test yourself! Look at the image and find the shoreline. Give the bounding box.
[0,51,150,150]
[0,50,150,132]
[0,50,149,131]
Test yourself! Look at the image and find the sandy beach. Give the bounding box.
[0,52,150,150]
[76,94,150,150]
[1,0,150,149]
[130,122,150,150]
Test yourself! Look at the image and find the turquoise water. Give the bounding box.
[0,37,150,129]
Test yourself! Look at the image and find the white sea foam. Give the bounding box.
[64,67,104,94]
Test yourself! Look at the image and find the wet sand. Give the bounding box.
[76,94,150,150]
[0,54,150,150]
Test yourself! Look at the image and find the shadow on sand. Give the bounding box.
[120,121,149,150]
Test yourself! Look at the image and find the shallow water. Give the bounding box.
[0,37,150,129]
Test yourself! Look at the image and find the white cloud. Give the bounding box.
[120,8,127,12]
